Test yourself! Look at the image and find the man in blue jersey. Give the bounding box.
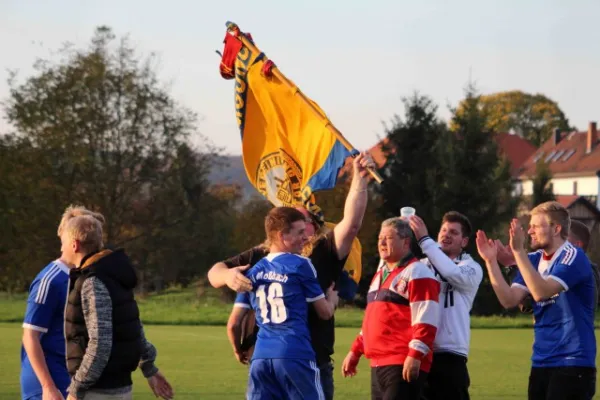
[227,206,339,400]
[21,206,105,400]
[476,201,596,400]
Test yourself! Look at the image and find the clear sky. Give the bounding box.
[1,0,598,155]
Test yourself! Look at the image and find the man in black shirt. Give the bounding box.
[208,152,374,400]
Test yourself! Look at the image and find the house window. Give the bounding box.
[551,150,565,162]
[544,151,557,163]
[562,149,576,161]
[573,181,578,195]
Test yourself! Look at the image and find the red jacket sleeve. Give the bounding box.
[406,263,440,360]
[350,331,365,356]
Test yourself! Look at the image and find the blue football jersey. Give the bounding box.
[235,252,325,360]
[512,242,596,367]
[20,259,71,399]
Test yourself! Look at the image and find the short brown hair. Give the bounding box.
[442,211,472,238]
[569,219,591,251]
[530,201,570,240]
[265,207,306,244]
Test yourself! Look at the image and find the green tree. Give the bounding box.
[452,90,572,146]
[530,159,555,207]
[444,86,519,237]
[230,195,273,252]
[375,93,449,225]
[1,26,234,290]
[445,85,521,315]
[0,135,59,292]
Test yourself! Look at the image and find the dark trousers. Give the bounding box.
[318,360,334,400]
[371,365,428,400]
[422,352,470,400]
[528,366,596,400]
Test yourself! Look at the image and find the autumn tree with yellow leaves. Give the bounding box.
[452,90,572,146]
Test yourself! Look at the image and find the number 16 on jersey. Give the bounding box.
[256,283,288,324]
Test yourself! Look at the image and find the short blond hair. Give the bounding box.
[62,215,104,253]
[530,201,570,240]
[57,205,105,237]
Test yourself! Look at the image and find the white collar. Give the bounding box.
[266,252,286,261]
[54,259,71,274]
[543,241,569,265]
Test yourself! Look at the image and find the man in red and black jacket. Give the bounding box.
[342,217,440,400]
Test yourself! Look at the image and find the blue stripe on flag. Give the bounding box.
[305,140,354,193]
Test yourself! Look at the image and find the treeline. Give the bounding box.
[0,27,570,315]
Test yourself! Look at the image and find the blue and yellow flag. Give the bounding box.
[220,24,361,295]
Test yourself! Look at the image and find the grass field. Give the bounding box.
[5,288,600,329]
[2,288,599,398]
[1,323,599,399]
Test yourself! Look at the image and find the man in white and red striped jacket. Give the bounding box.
[341,217,440,400]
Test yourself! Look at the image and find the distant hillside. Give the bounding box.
[207,155,258,200]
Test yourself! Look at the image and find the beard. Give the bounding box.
[530,238,549,251]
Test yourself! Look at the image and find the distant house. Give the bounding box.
[517,122,600,206]
[495,132,538,179]
[348,132,536,183]
[553,195,600,230]
[513,121,600,228]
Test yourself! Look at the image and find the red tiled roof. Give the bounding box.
[554,195,579,208]
[341,133,535,179]
[519,127,600,178]
[495,133,537,177]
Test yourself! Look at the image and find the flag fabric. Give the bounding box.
[220,25,361,296]
[221,28,354,220]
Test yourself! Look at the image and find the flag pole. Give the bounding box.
[225,21,384,184]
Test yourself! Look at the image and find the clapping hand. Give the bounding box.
[509,219,526,252]
[494,239,516,267]
[475,230,498,263]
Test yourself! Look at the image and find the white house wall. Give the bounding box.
[521,176,598,196]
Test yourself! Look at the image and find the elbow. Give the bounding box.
[320,312,333,320]
[500,297,522,310]
[499,300,516,310]
[207,264,222,288]
[530,293,546,303]
[207,269,216,287]
[318,306,334,320]
[227,315,242,332]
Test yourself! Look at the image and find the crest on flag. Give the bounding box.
[256,150,303,207]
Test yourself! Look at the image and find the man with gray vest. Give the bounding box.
[60,214,174,400]
[408,211,482,400]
